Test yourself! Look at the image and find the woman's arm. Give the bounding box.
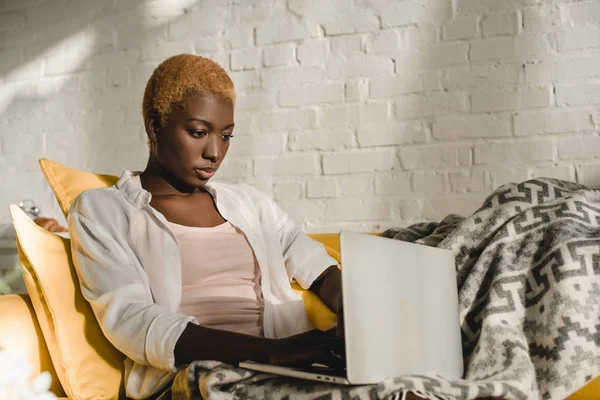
[309,265,342,314]
[174,323,344,367]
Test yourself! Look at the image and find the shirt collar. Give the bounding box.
[115,170,218,208]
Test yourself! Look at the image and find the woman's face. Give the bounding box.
[149,95,234,188]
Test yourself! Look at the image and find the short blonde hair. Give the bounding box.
[142,54,235,126]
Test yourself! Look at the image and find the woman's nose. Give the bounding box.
[203,136,220,163]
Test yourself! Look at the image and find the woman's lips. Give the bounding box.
[195,168,215,179]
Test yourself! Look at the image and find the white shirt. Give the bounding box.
[68,171,338,399]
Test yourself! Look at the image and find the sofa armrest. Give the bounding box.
[0,294,66,397]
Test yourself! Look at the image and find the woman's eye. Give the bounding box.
[189,130,208,138]
[222,134,234,141]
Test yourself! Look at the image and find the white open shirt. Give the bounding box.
[68,171,338,399]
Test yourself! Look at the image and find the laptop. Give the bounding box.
[240,231,463,385]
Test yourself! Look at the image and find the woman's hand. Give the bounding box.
[267,329,345,368]
[309,266,344,336]
[34,217,68,233]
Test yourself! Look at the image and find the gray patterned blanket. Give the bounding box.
[157,178,600,400]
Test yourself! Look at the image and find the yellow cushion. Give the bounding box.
[0,294,65,397]
[567,375,600,399]
[39,158,119,217]
[9,205,125,400]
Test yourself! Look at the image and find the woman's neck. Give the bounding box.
[141,156,200,197]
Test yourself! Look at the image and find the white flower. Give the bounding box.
[0,349,57,400]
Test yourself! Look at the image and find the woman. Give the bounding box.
[68,54,344,399]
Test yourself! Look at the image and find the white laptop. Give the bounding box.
[240,231,464,385]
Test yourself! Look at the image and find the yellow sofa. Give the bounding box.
[1,159,597,399]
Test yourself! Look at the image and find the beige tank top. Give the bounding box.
[167,220,264,337]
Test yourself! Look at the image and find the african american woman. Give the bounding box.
[68,54,344,399]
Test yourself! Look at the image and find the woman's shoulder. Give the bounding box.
[69,186,129,220]
[209,181,272,204]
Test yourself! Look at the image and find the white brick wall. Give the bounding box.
[0,0,599,233]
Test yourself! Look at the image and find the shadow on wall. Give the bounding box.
[0,0,205,217]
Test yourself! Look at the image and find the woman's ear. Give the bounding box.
[145,117,159,144]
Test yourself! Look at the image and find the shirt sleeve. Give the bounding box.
[244,184,339,289]
[68,208,196,372]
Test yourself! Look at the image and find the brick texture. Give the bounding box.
[0,0,599,232]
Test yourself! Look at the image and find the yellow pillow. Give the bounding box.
[10,205,125,400]
[39,158,118,216]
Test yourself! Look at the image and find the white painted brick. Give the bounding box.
[167,9,229,40]
[45,55,87,76]
[471,88,550,113]
[263,44,296,67]
[382,1,450,27]
[261,66,324,89]
[576,164,600,186]
[307,176,371,198]
[433,116,511,139]
[326,199,391,221]
[345,80,369,102]
[0,11,25,31]
[288,0,352,17]
[412,172,448,193]
[369,74,423,98]
[368,29,401,55]
[403,26,439,48]
[323,14,379,36]
[79,70,108,92]
[395,43,469,69]
[254,154,318,176]
[339,54,394,77]
[317,104,360,128]
[108,67,130,88]
[323,149,395,174]
[288,128,354,151]
[335,176,372,197]
[488,168,530,187]
[394,95,434,119]
[230,48,261,71]
[474,140,554,164]
[2,26,39,48]
[273,181,303,201]
[228,134,285,157]
[434,92,470,115]
[256,22,315,45]
[223,27,254,49]
[229,70,261,91]
[140,40,193,62]
[297,40,329,66]
[5,59,42,81]
[567,2,600,25]
[557,27,600,52]
[214,157,253,180]
[523,7,562,32]
[253,109,316,132]
[400,144,472,170]
[358,102,389,125]
[194,34,225,54]
[456,0,538,14]
[307,178,337,198]
[331,34,364,55]
[470,35,549,61]
[422,71,443,91]
[443,64,523,89]
[374,174,411,195]
[449,170,487,192]
[236,92,277,111]
[278,199,327,225]
[422,193,487,221]
[557,137,600,160]
[481,11,519,36]
[515,110,594,135]
[358,122,428,147]
[556,84,600,107]
[397,198,424,221]
[443,17,479,41]
[279,83,344,107]
[528,165,575,181]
